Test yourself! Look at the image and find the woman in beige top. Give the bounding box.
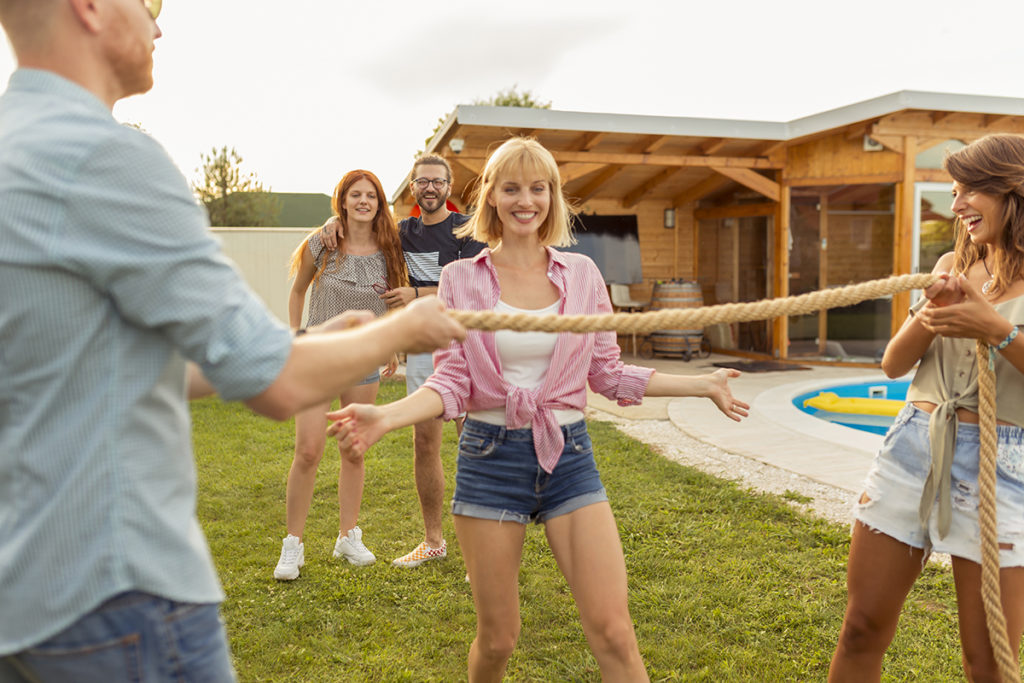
[830,134,1024,682]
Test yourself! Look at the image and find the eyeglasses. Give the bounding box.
[370,277,391,295]
[412,178,449,190]
[142,0,162,19]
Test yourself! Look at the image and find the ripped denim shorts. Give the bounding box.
[854,403,1024,566]
[451,419,607,525]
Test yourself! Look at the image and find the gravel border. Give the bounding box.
[588,408,857,526]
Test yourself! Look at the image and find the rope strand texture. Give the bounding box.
[444,271,1016,676]
[975,340,1019,682]
[447,273,938,333]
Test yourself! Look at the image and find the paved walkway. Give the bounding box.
[588,352,905,494]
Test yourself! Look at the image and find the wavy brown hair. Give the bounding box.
[289,170,407,290]
[945,134,1024,296]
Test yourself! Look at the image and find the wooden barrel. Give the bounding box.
[649,281,704,358]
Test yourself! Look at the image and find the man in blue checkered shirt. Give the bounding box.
[0,1,465,680]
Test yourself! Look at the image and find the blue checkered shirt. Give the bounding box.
[0,69,292,653]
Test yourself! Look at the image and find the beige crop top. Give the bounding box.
[905,294,1024,537]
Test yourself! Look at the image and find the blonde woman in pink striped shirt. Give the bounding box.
[328,138,749,682]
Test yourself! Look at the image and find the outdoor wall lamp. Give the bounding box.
[663,208,676,229]
[448,138,465,155]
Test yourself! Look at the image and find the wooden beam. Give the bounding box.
[558,162,605,184]
[787,173,903,186]
[701,138,727,155]
[513,128,536,138]
[871,123,991,142]
[694,202,776,220]
[983,114,1015,127]
[627,134,669,154]
[931,111,954,124]
[671,174,731,206]
[574,131,605,151]
[621,167,681,208]
[773,183,791,359]
[892,136,917,336]
[551,150,780,169]
[866,134,904,154]
[454,147,781,169]
[747,140,786,156]
[818,192,829,356]
[915,168,952,182]
[451,157,483,177]
[573,164,625,203]
[713,167,780,201]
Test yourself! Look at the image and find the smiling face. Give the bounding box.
[410,163,451,217]
[951,181,1006,247]
[487,167,551,242]
[344,178,379,226]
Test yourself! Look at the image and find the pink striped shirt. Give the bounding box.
[423,247,654,473]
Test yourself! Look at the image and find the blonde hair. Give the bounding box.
[455,137,575,247]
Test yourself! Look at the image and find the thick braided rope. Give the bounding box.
[975,340,1019,682]
[447,273,937,333]
[447,271,1012,673]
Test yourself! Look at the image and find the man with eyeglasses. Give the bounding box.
[321,154,484,568]
[0,2,465,680]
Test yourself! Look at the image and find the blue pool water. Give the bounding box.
[793,379,910,435]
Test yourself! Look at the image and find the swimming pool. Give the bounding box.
[793,379,910,435]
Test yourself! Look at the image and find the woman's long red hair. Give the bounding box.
[289,170,407,290]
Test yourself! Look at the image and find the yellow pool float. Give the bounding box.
[802,392,903,417]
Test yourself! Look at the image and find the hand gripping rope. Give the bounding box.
[448,272,1018,680]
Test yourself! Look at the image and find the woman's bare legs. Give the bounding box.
[545,502,648,682]
[285,401,332,539]
[828,520,927,682]
[454,515,526,683]
[950,557,1024,682]
[337,381,379,533]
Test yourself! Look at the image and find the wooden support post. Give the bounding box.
[773,184,791,359]
[892,136,917,336]
[818,193,829,356]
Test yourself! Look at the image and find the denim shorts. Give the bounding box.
[451,419,608,525]
[357,368,380,386]
[854,404,1024,566]
[0,591,236,682]
[405,352,433,394]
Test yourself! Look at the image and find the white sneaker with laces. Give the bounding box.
[332,526,376,566]
[274,534,304,581]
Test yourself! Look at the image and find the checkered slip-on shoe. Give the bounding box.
[392,540,447,568]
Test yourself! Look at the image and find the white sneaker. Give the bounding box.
[274,534,304,580]
[332,526,376,566]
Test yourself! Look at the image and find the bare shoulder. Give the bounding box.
[933,251,956,273]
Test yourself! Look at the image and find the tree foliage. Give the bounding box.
[418,85,551,156]
[472,85,551,109]
[192,146,280,227]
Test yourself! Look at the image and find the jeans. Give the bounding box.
[0,592,236,683]
[452,419,608,524]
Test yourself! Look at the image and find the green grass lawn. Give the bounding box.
[191,380,965,681]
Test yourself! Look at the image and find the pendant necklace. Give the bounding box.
[982,258,994,295]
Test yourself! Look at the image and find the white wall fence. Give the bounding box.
[212,227,313,325]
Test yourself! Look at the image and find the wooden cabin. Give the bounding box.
[391,92,1024,363]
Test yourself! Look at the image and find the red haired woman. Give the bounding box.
[273,170,408,580]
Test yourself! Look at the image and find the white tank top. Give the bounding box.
[469,299,585,427]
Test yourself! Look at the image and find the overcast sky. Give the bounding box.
[2,0,1022,201]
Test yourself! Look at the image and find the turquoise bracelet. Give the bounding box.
[989,326,1019,370]
[996,326,1019,351]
